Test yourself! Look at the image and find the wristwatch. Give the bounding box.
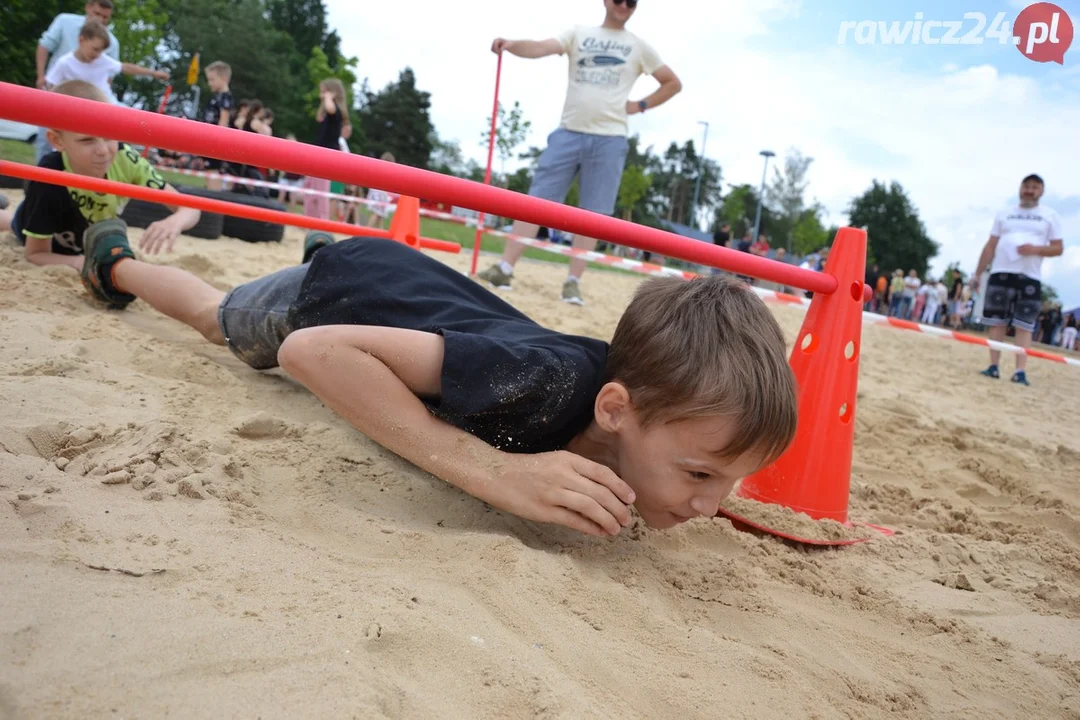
[638,100,648,113]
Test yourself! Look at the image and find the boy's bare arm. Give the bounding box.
[277,325,635,536]
[121,63,169,81]
[24,235,83,271]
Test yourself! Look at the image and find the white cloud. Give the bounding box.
[325,0,1080,306]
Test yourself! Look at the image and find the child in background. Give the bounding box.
[366,152,397,230]
[0,81,200,272]
[200,61,235,190]
[44,20,169,104]
[304,78,352,220]
[278,134,306,213]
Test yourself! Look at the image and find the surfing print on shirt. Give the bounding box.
[555,26,664,137]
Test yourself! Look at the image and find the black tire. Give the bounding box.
[0,174,24,189]
[119,191,224,241]
[119,197,172,228]
[174,187,225,240]
[209,190,286,243]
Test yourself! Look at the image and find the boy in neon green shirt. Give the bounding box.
[0,80,199,272]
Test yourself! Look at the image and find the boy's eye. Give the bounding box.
[689,471,710,481]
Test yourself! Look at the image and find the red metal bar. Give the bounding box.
[0,82,835,294]
[471,51,503,276]
[0,160,461,255]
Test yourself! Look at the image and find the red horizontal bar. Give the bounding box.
[0,82,835,294]
[0,159,460,255]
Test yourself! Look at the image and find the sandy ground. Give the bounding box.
[1,193,1079,719]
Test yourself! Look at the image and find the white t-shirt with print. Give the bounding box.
[45,51,122,103]
[555,26,664,137]
[989,203,1063,281]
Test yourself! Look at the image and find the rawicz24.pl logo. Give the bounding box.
[837,2,1074,64]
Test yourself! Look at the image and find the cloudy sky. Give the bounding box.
[326,0,1079,308]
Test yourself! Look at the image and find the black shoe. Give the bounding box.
[980,365,999,379]
[302,231,335,264]
[1011,370,1030,386]
[81,219,137,309]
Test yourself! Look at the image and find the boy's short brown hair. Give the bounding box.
[79,19,111,48]
[51,80,108,104]
[90,0,114,8]
[205,61,232,81]
[605,274,798,465]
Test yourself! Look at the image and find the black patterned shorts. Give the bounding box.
[981,272,1041,332]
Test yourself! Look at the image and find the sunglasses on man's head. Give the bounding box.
[613,0,638,7]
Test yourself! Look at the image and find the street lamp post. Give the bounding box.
[751,149,775,247]
[691,120,709,230]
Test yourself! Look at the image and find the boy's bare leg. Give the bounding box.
[111,259,226,344]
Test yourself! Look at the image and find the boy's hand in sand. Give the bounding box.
[488,451,636,537]
[139,217,182,255]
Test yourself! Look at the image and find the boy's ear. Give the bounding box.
[593,382,635,433]
[45,129,63,153]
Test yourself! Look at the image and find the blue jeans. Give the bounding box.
[217,264,309,370]
[528,128,629,216]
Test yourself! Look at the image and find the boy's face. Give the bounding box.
[205,70,225,92]
[79,36,108,61]
[595,386,766,530]
[47,130,118,178]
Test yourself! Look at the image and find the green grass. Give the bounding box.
[0,138,37,166]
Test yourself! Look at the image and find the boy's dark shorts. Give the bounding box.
[981,272,1041,332]
[9,202,26,244]
[217,263,309,370]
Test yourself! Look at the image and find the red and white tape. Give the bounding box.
[155,165,395,208]
[747,285,1080,368]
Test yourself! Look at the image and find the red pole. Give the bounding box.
[0,82,835,294]
[470,51,503,276]
[0,160,460,255]
[142,84,173,158]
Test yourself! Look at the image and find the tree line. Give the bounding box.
[3,0,949,279]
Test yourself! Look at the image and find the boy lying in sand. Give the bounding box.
[0,80,200,271]
[74,221,798,537]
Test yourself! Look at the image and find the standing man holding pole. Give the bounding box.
[478,0,682,305]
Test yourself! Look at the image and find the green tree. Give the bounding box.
[1042,284,1059,304]
[790,205,829,256]
[616,164,652,222]
[429,132,467,177]
[713,183,771,240]
[480,100,531,181]
[110,0,171,110]
[767,147,814,251]
[847,180,939,276]
[0,0,82,88]
[357,67,434,168]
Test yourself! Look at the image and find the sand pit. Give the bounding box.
[2,197,1079,719]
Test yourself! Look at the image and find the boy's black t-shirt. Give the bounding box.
[287,238,610,454]
[202,91,234,126]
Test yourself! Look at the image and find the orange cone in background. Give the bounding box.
[716,227,890,544]
[389,195,422,249]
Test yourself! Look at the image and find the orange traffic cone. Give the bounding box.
[388,195,421,249]
[716,227,890,544]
